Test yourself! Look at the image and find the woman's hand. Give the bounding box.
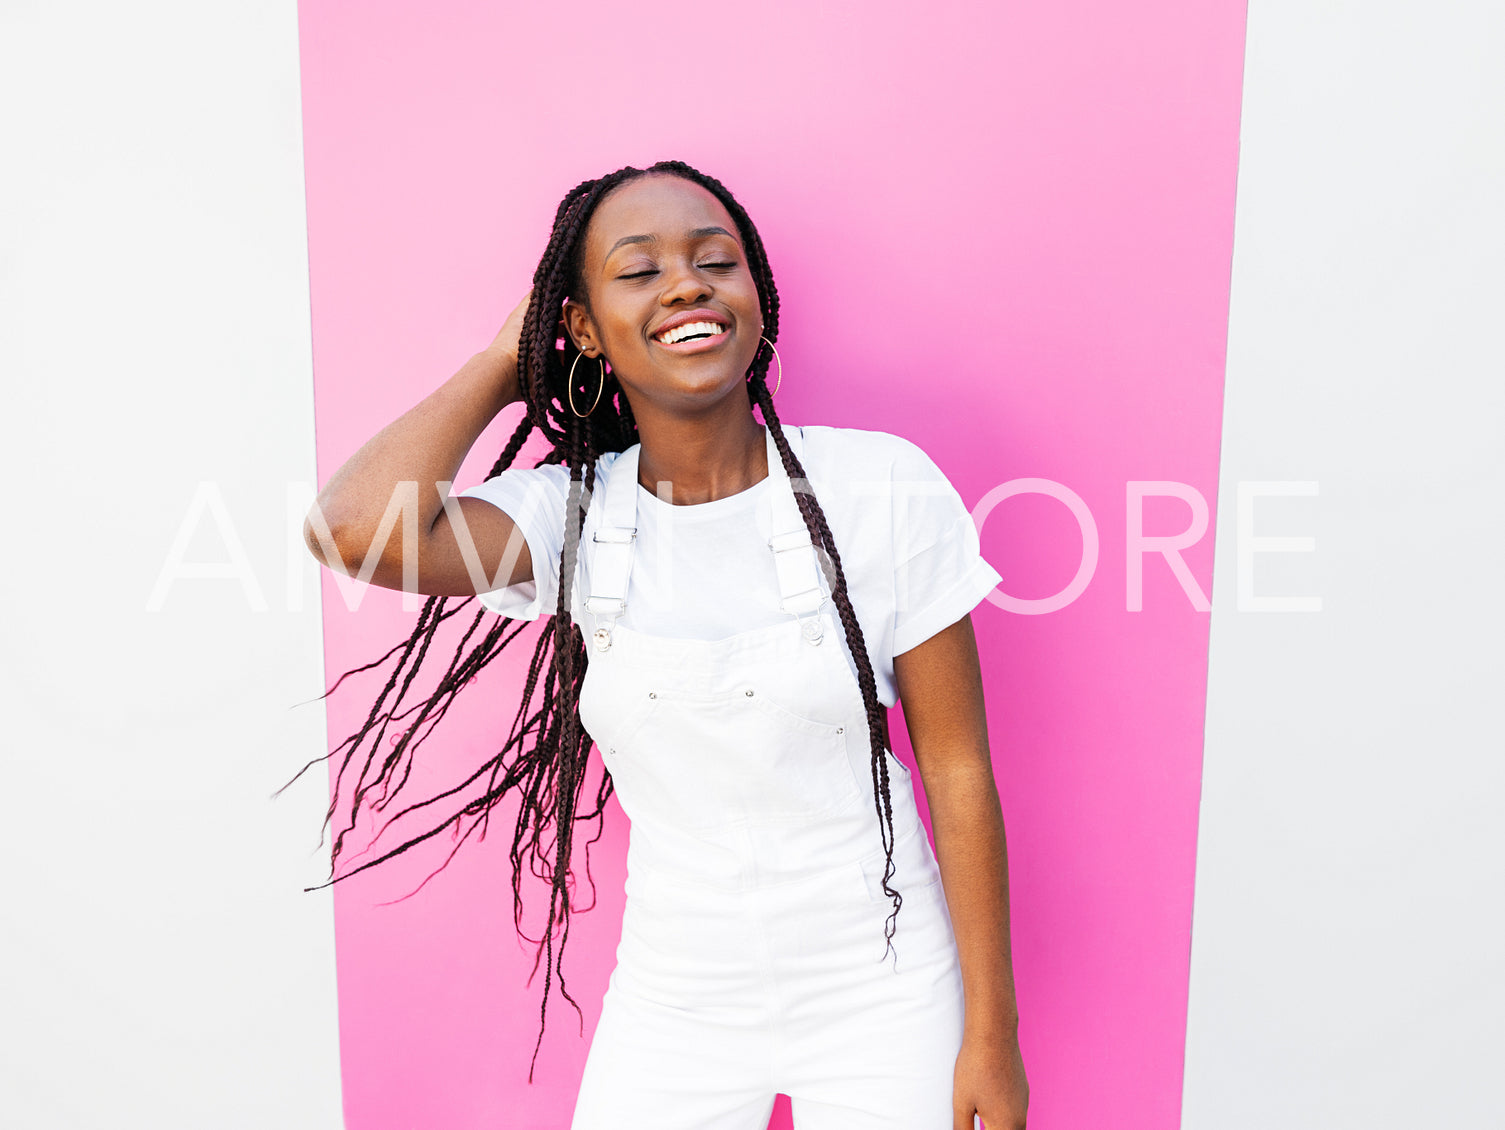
[303,286,543,597]
[953,1026,1029,1129]
[487,287,535,380]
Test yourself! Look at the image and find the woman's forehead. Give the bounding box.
[586,175,739,256]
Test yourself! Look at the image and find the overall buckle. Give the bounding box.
[584,596,627,651]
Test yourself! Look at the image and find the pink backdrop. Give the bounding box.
[298,2,1247,1126]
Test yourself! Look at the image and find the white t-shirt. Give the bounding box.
[458,424,1001,708]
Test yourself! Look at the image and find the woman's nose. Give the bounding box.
[661,261,711,305]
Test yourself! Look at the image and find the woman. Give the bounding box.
[304,160,1028,1130]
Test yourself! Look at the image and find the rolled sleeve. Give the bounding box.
[891,516,1002,655]
[887,441,1002,656]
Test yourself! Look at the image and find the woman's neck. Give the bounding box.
[633,406,768,507]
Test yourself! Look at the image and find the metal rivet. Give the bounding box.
[648,691,657,699]
[744,689,754,697]
[837,727,844,733]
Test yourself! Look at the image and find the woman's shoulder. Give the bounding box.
[471,448,624,491]
[467,457,571,494]
[460,455,588,523]
[793,423,948,483]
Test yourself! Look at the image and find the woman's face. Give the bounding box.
[564,174,764,415]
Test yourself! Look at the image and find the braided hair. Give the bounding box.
[284,161,905,1079]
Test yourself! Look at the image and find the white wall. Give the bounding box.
[0,3,343,1127]
[1184,3,1504,1127]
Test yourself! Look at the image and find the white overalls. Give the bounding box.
[570,426,966,1129]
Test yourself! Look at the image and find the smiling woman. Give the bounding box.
[298,161,1029,1130]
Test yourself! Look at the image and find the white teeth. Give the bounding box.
[656,320,725,345]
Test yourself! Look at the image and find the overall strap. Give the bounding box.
[585,428,829,650]
[583,444,640,652]
[763,425,829,645]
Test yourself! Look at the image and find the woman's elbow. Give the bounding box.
[302,499,362,572]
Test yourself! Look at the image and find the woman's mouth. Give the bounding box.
[651,314,730,353]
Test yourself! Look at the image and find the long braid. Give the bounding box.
[750,375,904,953]
[286,160,907,1082]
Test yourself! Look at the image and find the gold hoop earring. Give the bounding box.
[759,335,783,397]
[568,351,606,418]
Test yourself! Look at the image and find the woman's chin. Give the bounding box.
[649,373,752,412]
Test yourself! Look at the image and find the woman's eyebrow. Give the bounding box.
[606,233,656,257]
[605,226,737,258]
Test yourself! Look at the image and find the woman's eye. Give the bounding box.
[699,262,736,270]
[618,269,658,280]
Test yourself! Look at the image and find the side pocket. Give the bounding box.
[578,666,659,760]
[596,695,657,759]
[858,858,946,906]
[885,748,913,779]
[857,816,943,903]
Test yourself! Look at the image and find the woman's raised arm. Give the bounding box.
[303,290,537,597]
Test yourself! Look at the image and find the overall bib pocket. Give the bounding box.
[603,686,864,833]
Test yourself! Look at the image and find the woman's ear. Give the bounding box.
[562,298,600,358]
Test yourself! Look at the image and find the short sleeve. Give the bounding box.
[886,439,1003,656]
[457,463,571,621]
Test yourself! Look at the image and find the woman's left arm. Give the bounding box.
[894,612,1028,1130]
